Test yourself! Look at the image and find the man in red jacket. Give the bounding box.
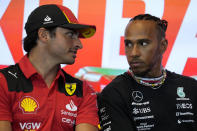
[0,4,99,131]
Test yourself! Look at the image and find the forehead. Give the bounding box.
[124,20,158,41]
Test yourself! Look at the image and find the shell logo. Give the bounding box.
[19,96,39,114]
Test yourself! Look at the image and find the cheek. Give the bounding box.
[56,40,70,50]
[125,48,131,56]
[142,48,156,62]
[146,49,161,64]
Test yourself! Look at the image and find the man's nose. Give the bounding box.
[130,44,140,57]
[75,38,83,49]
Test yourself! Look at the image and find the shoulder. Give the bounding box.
[166,70,197,92]
[0,65,18,75]
[0,64,20,90]
[103,72,131,90]
[100,72,131,99]
[61,69,95,97]
[167,70,197,84]
[0,72,8,89]
[61,69,83,84]
[0,66,14,100]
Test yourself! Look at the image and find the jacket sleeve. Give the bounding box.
[0,73,12,122]
[76,81,99,127]
[97,84,136,131]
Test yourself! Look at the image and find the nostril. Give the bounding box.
[75,43,83,50]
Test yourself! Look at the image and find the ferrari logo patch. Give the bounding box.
[65,83,76,96]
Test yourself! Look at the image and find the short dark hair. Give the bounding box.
[130,14,168,39]
[23,27,57,53]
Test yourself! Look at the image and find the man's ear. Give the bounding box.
[37,27,50,42]
[160,38,168,54]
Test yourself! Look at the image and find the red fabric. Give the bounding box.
[57,5,78,24]
[0,73,12,122]
[0,55,99,130]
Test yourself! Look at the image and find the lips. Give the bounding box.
[130,60,144,68]
[69,50,77,58]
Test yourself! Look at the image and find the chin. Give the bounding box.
[131,68,148,77]
[66,61,75,65]
[63,59,75,65]
[132,71,142,76]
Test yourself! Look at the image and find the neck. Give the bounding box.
[28,49,60,88]
[129,68,167,89]
[137,63,163,78]
[142,69,163,78]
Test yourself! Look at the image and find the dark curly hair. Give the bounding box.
[130,14,168,39]
[23,27,57,53]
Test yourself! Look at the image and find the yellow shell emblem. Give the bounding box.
[65,83,76,95]
[20,97,39,113]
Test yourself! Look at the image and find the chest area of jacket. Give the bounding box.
[128,84,196,131]
[10,91,82,130]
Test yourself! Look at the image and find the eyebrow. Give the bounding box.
[138,39,151,43]
[124,39,151,43]
[124,39,132,44]
[64,28,78,33]
[65,29,75,33]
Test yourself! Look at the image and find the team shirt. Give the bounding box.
[0,55,99,131]
[98,71,197,131]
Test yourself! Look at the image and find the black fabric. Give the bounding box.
[0,64,83,97]
[98,70,197,131]
[58,69,83,97]
[97,73,136,131]
[0,64,33,93]
[25,4,96,38]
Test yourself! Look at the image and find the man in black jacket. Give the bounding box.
[98,14,197,131]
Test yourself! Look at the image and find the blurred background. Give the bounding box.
[0,0,197,92]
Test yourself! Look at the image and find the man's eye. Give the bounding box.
[140,41,148,46]
[125,42,133,48]
[65,32,74,38]
[65,31,79,39]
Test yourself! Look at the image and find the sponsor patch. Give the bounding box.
[132,91,143,102]
[62,117,75,125]
[66,100,77,112]
[19,122,41,130]
[65,83,76,96]
[176,103,192,109]
[177,87,185,98]
[19,96,39,114]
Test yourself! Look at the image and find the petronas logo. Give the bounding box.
[177,87,185,98]
[19,96,39,114]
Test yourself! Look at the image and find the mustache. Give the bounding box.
[130,59,144,63]
[69,48,78,53]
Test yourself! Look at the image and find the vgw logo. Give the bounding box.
[19,122,41,130]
